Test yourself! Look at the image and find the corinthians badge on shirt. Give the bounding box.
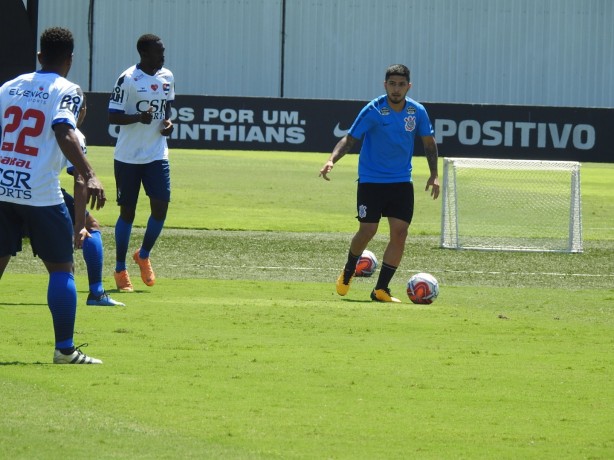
[404,115,416,132]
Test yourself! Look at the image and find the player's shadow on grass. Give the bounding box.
[0,361,48,366]
[109,289,151,295]
[340,298,374,303]
[0,302,47,306]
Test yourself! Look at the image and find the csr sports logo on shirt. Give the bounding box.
[0,164,32,200]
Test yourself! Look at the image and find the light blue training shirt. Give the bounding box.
[348,95,434,183]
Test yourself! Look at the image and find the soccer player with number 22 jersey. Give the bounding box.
[0,27,106,364]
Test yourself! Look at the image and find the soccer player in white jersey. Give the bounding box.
[0,27,106,364]
[62,95,124,307]
[108,34,175,292]
[319,64,440,303]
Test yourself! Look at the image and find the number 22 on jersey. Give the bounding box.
[1,106,45,156]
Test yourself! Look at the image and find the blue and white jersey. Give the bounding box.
[108,64,175,164]
[348,95,434,183]
[0,70,82,205]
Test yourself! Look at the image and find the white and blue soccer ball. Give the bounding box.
[407,272,439,304]
[354,250,378,277]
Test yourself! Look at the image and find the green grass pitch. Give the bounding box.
[1,149,613,459]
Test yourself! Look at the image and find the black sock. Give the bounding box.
[343,250,360,282]
[58,347,75,355]
[375,263,397,290]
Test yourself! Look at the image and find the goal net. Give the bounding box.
[440,157,583,253]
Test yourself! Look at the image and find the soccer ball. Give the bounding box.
[354,250,378,277]
[407,272,439,304]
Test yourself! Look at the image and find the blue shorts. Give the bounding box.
[114,159,171,208]
[356,181,415,224]
[0,201,74,263]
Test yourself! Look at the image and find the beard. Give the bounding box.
[387,94,405,105]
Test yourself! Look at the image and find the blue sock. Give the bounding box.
[115,217,132,272]
[140,216,165,258]
[83,230,104,296]
[47,272,77,350]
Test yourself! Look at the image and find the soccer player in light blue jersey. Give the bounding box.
[319,64,440,302]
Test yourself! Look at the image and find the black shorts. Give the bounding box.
[356,181,414,224]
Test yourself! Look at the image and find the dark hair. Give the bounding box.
[40,27,74,65]
[137,34,162,55]
[385,64,410,82]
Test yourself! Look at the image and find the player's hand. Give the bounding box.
[86,176,107,210]
[160,119,174,136]
[74,227,91,249]
[425,175,440,199]
[139,106,155,125]
[319,160,334,181]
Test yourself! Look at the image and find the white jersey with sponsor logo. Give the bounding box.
[108,64,175,164]
[0,70,82,206]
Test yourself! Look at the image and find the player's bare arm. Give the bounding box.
[160,101,174,136]
[319,135,357,180]
[54,124,106,210]
[72,172,91,249]
[422,135,440,199]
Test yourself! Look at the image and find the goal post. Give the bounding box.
[440,157,583,253]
